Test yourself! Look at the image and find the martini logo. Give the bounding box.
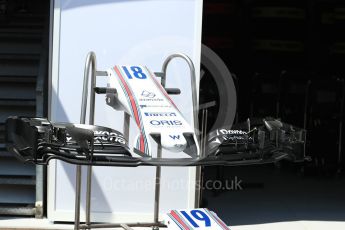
[144,112,176,117]
[150,120,182,126]
[139,90,163,102]
[141,90,155,98]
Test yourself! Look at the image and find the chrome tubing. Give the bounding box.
[161,54,202,208]
[75,51,97,230]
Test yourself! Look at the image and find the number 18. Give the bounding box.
[122,66,147,79]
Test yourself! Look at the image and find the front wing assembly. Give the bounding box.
[6,116,307,167]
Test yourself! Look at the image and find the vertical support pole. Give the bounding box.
[153,146,162,227]
[124,113,130,141]
[74,52,97,230]
[200,109,205,158]
[74,165,82,230]
[85,165,92,225]
[199,108,208,204]
[84,52,97,226]
[202,109,208,159]
[123,103,131,229]
[85,52,97,227]
[161,54,201,208]
[152,71,166,229]
[153,72,166,226]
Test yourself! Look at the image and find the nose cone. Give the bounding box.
[160,132,187,152]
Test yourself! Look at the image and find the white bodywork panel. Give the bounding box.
[107,65,198,157]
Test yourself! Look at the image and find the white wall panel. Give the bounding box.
[48,0,203,222]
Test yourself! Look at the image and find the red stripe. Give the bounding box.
[215,215,229,230]
[114,66,145,152]
[209,210,229,230]
[146,67,179,110]
[170,211,190,230]
[139,135,145,152]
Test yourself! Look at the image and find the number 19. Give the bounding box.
[180,210,211,228]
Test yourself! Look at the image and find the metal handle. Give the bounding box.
[161,53,200,154]
[81,51,97,124]
[161,53,199,140]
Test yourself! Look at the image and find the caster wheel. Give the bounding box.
[152,226,160,230]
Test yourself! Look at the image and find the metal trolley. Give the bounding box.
[74,51,201,230]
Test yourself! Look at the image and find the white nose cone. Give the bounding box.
[160,132,187,152]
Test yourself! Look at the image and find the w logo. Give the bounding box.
[169,135,180,140]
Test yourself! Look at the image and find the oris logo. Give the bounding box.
[150,120,182,126]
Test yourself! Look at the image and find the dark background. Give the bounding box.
[201,0,345,225]
[201,0,345,174]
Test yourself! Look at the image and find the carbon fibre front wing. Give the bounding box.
[5,117,307,167]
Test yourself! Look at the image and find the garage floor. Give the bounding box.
[0,217,345,230]
[1,164,344,229]
[203,164,345,227]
